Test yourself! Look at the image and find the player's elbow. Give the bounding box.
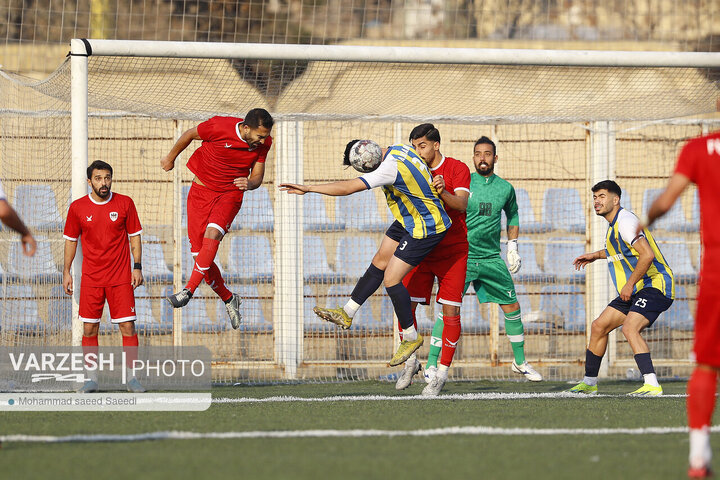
[0,200,11,220]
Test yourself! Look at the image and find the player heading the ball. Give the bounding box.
[279,140,451,368]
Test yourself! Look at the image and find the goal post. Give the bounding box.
[6,38,719,383]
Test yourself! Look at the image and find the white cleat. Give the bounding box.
[126,377,146,393]
[423,365,437,384]
[225,294,243,329]
[512,361,543,382]
[421,374,447,396]
[395,358,421,390]
[77,380,99,393]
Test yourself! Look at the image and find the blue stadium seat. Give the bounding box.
[217,285,272,333]
[304,195,345,232]
[543,237,586,283]
[13,184,62,230]
[327,285,385,331]
[657,238,697,283]
[657,285,693,331]
[231,186,274,232]
[304,286,331,332]
[460,290,489,333]
[642,188,697,232]
[379,296,436,333]
[143,235,173,282]
[542,188,585,233]
[47,285,72,334]
[514,188,551,233]
[499,242,549,282]
[6,236,61,281]
[178,290,215,333]
[304,236,342,283]
[1,285,41,334]
[539,285,586,332]
[133,285,172,335]
[335,237,379,279]
[620,189,633,212]
[226,236,273,283]
[336,190,387,232]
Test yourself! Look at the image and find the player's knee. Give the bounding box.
[118,321,136,336]
[590,319,610,337]
[83,323,99,337]
[620,321,642,338]
[204,227,224,240]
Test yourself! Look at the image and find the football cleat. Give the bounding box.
[627,383,663,397]
[389,334,424,367]
[511,361,543,382]
[77,380,99,393]
[225,294,243,329]
[688,466,713,478]
[395,358,421,390]
[126,377,146,393]
[424,365,437,384]
[167,288,193,308]
[313,306,353,329]
[567,381,598,395]
[422,374,447,396]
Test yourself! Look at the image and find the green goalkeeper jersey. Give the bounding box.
[466,173,519,259]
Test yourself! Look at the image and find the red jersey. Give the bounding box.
[429,156,471,248]
[675,132,720,252]
[63,193,142,287]
[186,116,272,192]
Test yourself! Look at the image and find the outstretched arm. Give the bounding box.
[0,199,36,256]
[279,178,368,196]
[161,127,201,171]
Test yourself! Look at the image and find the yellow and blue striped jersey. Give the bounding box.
[359,144,451,239]
[605,208,674,298]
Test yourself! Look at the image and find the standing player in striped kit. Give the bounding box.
[642,131,720,478]
[569,180,674,396]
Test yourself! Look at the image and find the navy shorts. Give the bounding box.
[608,287,674,326]
[385,221,446,267]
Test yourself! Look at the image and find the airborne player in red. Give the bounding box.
[161,108,274,329]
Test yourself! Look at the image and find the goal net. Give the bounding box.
[1,40,718,384]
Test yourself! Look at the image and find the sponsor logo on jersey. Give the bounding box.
[224,143,232,148]
[607,253,623,263]
[109,212,118,222]
[86,215,92,222]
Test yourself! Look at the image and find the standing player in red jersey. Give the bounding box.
[161,108,274,329]
[642,131,720,479]
[395,123,470,396]
[63,160,145,393]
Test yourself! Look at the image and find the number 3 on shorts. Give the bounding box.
[399,241,408,251]
[634,298,647,308]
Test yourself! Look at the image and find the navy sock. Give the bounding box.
[386,283,413,330]
[350,264,384,305]
[634,352,656,375]
[585,349,603,377]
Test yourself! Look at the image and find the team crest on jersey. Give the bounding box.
[109,212,118,222]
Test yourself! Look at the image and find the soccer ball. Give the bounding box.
[349,140,382,173]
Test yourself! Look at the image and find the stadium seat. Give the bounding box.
[499,242,548,282]
[226,236,273,283]
[336,190,387,232]
[657,238,697,283]
[542,188,585,233]
[231,186,274,232]
[217,285,272,333]
[335,237,379,279]
[304,236,342,283]
[304,194,345,232]
[620,189,633,212]
[642,188,697,232]
[6,236,61,281]
[143,235,173,282]
[543,237,586,283]
[13,184,63,230]
[514,188,552,233]
[657,285,693,331]
[178,291,215,333]
[133,285,172,335]
[538,285,586,332]
[47,285,72,333]
[460,291,489,333]
[1,285,42,334]
[327,285,385,331]
[379,296,436,333]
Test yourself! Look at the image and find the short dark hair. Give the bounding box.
[591,180,622,197]
[343,139,361,167]
[242,108,274,130]
[87,160,113,179]
[409,123,441,143]
[474,136,496,156]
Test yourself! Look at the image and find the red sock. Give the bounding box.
[185,237,221,292]
[206,262,233,302]
[397,308,418,341]
[688,367,718,430]
[122,333,139,369]
[82,335,99,366]
[440,315,461,367]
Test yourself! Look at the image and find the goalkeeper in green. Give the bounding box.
[426,136,542,381]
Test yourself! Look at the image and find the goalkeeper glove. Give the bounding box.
[507,239,522,274]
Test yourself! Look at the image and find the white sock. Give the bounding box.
[437,364,449,379]
[582,376,598,386]
[689,427,712,469]
[643,373,660,387]
[407,353,417,363]
[402,325,418,341]
[343,299,360,318]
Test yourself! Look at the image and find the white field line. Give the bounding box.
[1,425,716,444]
[212,392,687,403]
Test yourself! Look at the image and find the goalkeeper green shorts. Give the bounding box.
[464,255,517,306]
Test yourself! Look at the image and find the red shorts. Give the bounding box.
[79,283,136,324]
[694,271,720,367]
[403,244,468,307]
[187,182,244,253]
